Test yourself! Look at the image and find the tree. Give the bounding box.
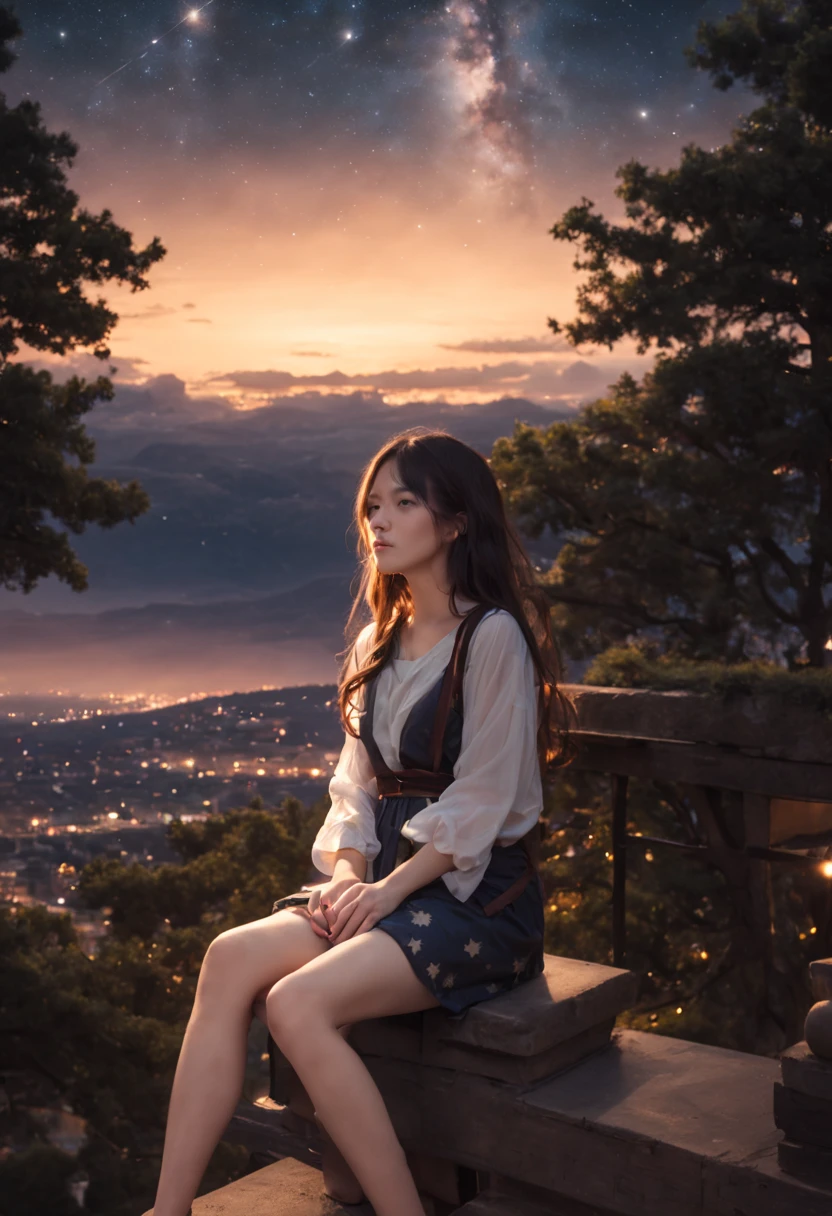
[1,798,327,1216]
[0,7,165,594]
[491,0,832,668]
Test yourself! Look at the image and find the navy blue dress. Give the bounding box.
[359,616,545,1015]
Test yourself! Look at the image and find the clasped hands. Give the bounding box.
[306,874,400,944]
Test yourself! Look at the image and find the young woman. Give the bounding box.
[148,428,569,1216]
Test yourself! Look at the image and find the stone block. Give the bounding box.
[348,1010,423,1062]
[382,1030,829,1216]
[150,1156,374,1215]
[774,1081,832,1150]
[421,1017,616,1084]
[348,955,636,1085]
[782,1041,832,1102]
[810,959,832,1001]
[422,954,638,1058]
[481,1176,618,1215]
[778,1139,832,1193]
[452,1192,572,1216]
[407,1152,466,1206]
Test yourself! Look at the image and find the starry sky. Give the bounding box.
[10,0,751,410]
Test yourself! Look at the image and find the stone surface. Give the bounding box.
[482,1177,618,1215]
[422,954,638,1058]
[452,1191,591,1216]
[782,1041,832,1101]
[344,954,635,1084]
[348,1011,423,1063]
[774,1081,832,1150]
[778,1139,832,1194]
[520,1029,781,1165]
[421,1017,616,1085]
[364,1030,831,1216]
[806,1001,832,1059]
[811,960,832,1002]
[148,1157,374,1216]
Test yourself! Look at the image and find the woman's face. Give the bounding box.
[365,459,460,578]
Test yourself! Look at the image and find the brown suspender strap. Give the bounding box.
[428,602,492,773]
[371,602,543,914]
[368,603,491,799]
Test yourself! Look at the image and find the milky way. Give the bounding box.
[8,2,749,405]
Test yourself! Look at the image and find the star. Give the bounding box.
[512,957,526,975]
[426,962,440,979]
[442,973,456,988]
[463,938,481,958]
[410,909,432,927]
[486,983,500,994]
[407,937,422,954]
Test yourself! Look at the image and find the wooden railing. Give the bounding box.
[561,683,832,970]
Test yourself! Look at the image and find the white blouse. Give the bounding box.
[311,607,543,903]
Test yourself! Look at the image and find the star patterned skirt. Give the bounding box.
[370,793,545,1015]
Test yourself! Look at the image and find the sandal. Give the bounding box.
[313,1111,366,1205]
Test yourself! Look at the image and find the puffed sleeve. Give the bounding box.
[311,624,381,876]
[399,609,541,902]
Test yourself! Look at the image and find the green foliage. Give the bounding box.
[585,644,832,717]
[0,7,164,593]
[493,0,832,667]
[0,362,150,593]
[0,1144,83,1216]
[0,797,327,1215]
[541,770,818,1053]
[79,800,323,943]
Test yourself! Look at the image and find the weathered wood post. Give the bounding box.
[611,774,629,967]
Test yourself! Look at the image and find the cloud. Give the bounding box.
[290,350,333,358]
[186,318,213,324]
[182,303,197,309]
[439,336,569,353]
[208,357,620,404]
[89,372,235,427]
[22,352,152,384]
[118,303,180,321]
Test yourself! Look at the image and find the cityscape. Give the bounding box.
[0,683,343,952]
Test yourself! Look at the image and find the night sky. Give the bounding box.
[10,1,750,409]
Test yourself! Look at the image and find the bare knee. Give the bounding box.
[198,925,257,1001]
[266,971,328,1049]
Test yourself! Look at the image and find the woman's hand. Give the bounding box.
[306,875,363,939]
[323,879,402,944]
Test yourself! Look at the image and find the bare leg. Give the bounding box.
[151,909,328,1216]
[267,929,440,1216]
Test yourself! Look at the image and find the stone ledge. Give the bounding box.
[146,1156,373,1216]
[343,953,638,1086]
[452,1193,569,1215]
[774,1081,832,1151]
[421,954,637,1058]
[362,1030,832,1216]
[778,1140,832,1194]
[142,1152,374,1211]
[781,1041,832,1102]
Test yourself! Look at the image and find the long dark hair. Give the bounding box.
[336,427,574,779]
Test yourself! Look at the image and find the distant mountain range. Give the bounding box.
[0,575,362,698]
[0,383,569,695]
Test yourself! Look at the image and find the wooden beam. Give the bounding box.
[571,736,832,801]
